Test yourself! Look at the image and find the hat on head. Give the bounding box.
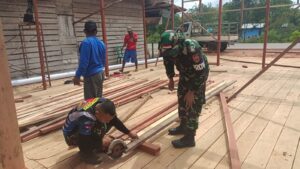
[127,26,133,32]
[84,20,97,32]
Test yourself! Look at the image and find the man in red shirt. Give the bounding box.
[120,26,138,72]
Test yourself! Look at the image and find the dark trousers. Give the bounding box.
[84,71,104,100]
[64,133,103,154]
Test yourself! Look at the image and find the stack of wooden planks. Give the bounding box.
[18,77,178,142]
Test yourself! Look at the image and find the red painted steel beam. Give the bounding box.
[217,0,223,66]
[100,0,110,77]
[219,92,241,169]
[228,38,300,102]
[171,0,175,30]
[220,58,300,69]
[262,0,270,69]
[33,0,47,90]
[142,0,148,68]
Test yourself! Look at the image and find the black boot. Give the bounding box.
[168,120,186,135]
[171,130,195,148]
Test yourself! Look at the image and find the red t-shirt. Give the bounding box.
[124,33,138,50]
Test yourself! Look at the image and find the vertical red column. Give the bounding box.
[33,0,47,90]
[217,0,223,66]
[100,0,109,77]
[262,0,270,69]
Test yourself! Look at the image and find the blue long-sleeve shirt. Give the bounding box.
[75,36,106,78]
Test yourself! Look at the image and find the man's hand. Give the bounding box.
[168,78,174,91]
[73,77,81,86]
[102,136,112,148]
[184,90,195,109]
[128,131,138,140]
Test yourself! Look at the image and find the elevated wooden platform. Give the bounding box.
[18,55,300,169]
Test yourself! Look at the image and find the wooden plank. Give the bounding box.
[219,92,241,169]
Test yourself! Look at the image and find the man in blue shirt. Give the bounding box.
[73,20,106,100]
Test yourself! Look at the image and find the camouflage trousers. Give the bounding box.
[177,80,204,131]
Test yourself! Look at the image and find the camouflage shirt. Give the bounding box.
[161,37,210,102]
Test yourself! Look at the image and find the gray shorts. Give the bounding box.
[84,72,104,100]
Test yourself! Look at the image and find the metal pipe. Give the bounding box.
[142,0,148,68]
[217,0,223,66]
[33,0,47,90]
[262,0,270,69]
[99,0,110,77]
[11,58,164,86]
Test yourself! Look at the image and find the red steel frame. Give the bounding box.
[19,23,51,86]
[171,0,175,30]
[33,0,47,90]
[228,37,300,102]
[262,0,270,69]
[142,0,148,68]
[100,0,110,77]
[217,0,223,66]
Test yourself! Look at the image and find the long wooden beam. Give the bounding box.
[0,19,26,169]
[219,92,241,169]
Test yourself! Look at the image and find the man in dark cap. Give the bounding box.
[62,98,138,164]
[73,20,106,100]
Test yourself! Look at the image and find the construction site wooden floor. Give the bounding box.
[19,55,300,169]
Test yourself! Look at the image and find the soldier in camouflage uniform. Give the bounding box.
[159,30,209,148]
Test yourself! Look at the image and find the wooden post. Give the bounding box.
[0,19,26,169]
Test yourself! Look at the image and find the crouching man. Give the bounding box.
[62,98,138,164]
